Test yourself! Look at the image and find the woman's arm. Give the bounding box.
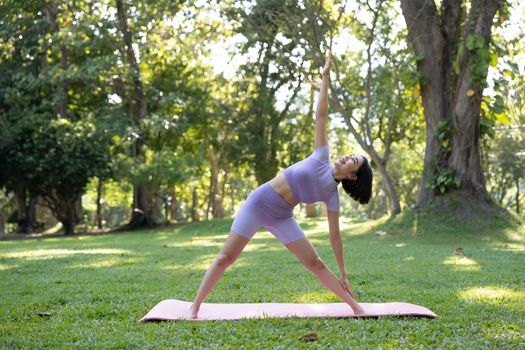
[314,53,332,149]
[327,209,356,298]
[327,209,346,276]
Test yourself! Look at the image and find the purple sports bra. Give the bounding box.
[282,145,340,211]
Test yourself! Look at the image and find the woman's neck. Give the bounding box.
[332,167,343,182]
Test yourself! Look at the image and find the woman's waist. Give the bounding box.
[267,173,298,206]
[244,183,294,219]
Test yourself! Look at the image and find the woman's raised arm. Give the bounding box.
[314,53,332,149]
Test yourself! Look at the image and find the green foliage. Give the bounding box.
[479,48,517,139]
[427,120,461,193]
[466,34,485,51]
[221,0,314,184]
[480,93,508,139]
[1,0,523,227]
[0,116,112,200]
[484,55,525,213]
[480,114,497,138]
[82,178,133,228]
[385,142,424,209]
[285,0,426,214]
[479,92,510,138]
[464,34,491,88]
[428,169,462,194]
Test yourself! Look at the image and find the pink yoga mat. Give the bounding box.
[139,299,436,321]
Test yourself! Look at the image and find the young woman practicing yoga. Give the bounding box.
[189,53,373,318]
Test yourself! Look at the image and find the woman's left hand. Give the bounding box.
[338,275,356,299]
[322,52,332,76]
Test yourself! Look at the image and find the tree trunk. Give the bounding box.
[95,178,103,229]
[366,183,382,219]
[367,147,402,214]
[28,195,37,229]
[230,180,235,215]
[54,196,80,235]
[209,149,225,219]
[253,38,278,185]
[191,188,199,222]
[169,186,178,222]
[306,203,317,217]
[400,0,503,209]
[184,197,191,222]
[495,178,509,205]
[0,201,5,234]
[14,191,38,233]
[449,1,499,198]
[115,0,165,228]
[218,166,229,219]
[206,171,213,220]
[59,202,79,235]
[516,178,520,214]
[75,197,82,225]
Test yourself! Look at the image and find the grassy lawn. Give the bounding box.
[1,212,524,349]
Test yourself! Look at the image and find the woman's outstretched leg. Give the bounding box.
[189,231,250,318]
[285,237,365,314]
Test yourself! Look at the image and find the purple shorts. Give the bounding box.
[231,183,306,244]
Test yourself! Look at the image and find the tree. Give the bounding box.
[399,0,506,209]
[0,0,43,233]
[112,0,218,228]
[290,0,423,214]
[223,0,307,184]
[114,0,163,227]
[486,43,525,214]
[0,0,116,234]
[0,118,112,235]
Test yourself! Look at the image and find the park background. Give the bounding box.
[1,0,524,348]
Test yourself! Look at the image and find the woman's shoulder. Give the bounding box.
[311,145,330,162]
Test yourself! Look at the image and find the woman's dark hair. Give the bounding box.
[341,157,373,204]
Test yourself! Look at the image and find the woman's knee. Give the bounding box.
[305,256,326,272]
[215,252,237,268]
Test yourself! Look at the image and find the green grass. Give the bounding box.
[1,212,524,349]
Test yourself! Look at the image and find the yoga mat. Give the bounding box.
[139,299,436,321]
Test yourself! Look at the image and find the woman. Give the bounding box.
[189,53,373,318]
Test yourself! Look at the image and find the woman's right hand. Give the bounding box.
[338,275,356,299]
[353,303,365,315]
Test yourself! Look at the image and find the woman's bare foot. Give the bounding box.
[189,303,199,319]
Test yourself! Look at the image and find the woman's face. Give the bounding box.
[334,154,365,180]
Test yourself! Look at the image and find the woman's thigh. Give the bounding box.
[219,231,251,259]
[231,202,262,241]
[284,236,320,265]
[266,217,306,245]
